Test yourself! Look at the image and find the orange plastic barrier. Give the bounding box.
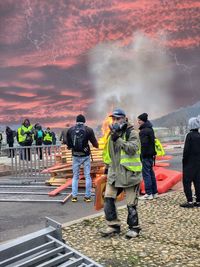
[156,155,173,161]
[94,175,124,211]
[140,167,182,194]
[155,162,170,167]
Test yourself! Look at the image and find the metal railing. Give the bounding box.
[1,145,63,178]
[0,217,103,267]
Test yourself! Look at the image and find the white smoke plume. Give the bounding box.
[89,32,174,122]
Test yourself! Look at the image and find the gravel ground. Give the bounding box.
[63,191,200,267]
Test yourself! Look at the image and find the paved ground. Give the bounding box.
[63,191,200,267]
[0,148,183,244]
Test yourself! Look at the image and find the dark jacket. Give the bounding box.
[183,129,200,179]
[6,127,15,144]
[67,124,99,157]
[60,128,69,145]
[34,126,44,145]
[138,120,156,158]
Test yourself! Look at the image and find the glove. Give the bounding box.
[104,167,108,175]
[111,132,120,142]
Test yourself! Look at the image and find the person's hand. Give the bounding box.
[104,167,108,174]
[111,132,120,142]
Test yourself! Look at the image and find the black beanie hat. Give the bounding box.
[138,113,148,122]
[76,114,86,123]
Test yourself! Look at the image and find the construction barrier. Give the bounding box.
[94,175,124,210]
[140,167,182,194]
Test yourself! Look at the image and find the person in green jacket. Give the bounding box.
[100,108,142,238]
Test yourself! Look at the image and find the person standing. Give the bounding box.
[100,108,142,238]
[6,126,15,157]
[34,124,44,160]
[0,131,2,154]
[43,127,53,155]
[17,119,33,161]
[137,113,158,200]
[60,123,70,145]
[51,131,57,145]
[67,114,99,202]
[180,117,200,208]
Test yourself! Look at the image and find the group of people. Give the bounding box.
[1,109,200,239]
[66,109,200,239]
[0,119,57,160]
[17,119,57,160]
[65,109,158,238]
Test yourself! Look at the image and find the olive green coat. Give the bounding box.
[107,129,142,188]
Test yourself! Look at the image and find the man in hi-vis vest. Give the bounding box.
[100,108,142,238]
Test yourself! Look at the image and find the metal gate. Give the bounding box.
[0,217,103,267]
[2,145,62,178]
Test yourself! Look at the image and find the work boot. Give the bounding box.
[125,228,140,239]
[71,197,78,202]
[100,225,120,237]
[180,202,194,208]
[84,196,92,202]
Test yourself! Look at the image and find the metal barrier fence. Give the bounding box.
[2,145,63,178]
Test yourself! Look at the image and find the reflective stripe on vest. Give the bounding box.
[44,132,53,142]
[155,138,165,156]
[18,125,33,143]
[102,135,142,172]
[102,137,112,164]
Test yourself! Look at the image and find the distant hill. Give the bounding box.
[152,101,200,128]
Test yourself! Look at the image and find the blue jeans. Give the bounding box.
[72,155,91,198]
[142,157,157,195]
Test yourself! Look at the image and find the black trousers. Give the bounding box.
[8,143,14,157]
[183,169,200,202]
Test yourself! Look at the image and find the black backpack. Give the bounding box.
[71,124,87,151]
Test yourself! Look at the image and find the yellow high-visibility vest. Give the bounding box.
[102,135,142,172]
[155,138,165,156]
[44,132,53,142]
[17,125,33,143]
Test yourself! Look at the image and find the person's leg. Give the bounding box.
[182,175,193,202]
[180,171,194,208]
[100,183,120,236]
[27,147,31,161]
[141,158,153,195]
[149,158,158,195]
[193,170,200,205]
[83,156,92,198]
[8,143,12,157]
[39,146,42,159]
[72,156,81,198]
[125,184,141,238]
[10,143,14,157]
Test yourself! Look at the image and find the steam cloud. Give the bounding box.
[89,32,174,122]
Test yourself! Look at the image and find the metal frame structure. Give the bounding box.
[0,217,103,267]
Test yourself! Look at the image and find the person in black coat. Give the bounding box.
[137,113,158,200]
[6,126,16,157]
[180,116,200,208]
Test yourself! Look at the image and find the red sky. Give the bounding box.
[0,0,199,129]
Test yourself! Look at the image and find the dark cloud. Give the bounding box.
[0,0,199,127]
